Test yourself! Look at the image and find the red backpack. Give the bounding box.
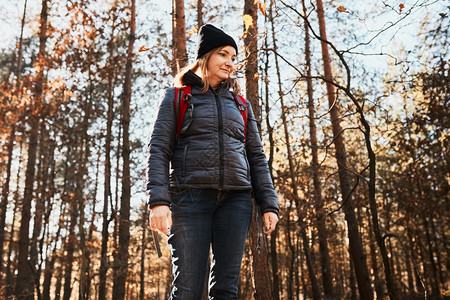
[174,85,248,144]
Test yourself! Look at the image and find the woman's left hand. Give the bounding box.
[262,212,278,234]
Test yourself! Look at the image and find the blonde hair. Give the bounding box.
[173,47,241,95]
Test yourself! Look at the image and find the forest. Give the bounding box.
[0,0,448,299]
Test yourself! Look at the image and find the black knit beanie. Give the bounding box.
[195,24,238,60]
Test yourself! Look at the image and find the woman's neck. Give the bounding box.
[195,69,220,90]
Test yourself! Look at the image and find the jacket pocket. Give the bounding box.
[243,150,251,180]
[182,143,188,176]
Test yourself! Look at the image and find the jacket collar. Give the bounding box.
[182,70,204,87]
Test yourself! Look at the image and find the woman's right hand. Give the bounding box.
[150,205,172,236]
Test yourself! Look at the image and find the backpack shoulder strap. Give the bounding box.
[174,85,192,141]
[233,94,248,145]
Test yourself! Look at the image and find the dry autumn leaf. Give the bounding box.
[187,26,199,36]
[243,14,254,31]
[258,2,267,16]
[138,45,151,52]
[337,6,347,12]
[399,3,405,13]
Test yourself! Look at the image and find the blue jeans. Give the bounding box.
[168,189,252,300]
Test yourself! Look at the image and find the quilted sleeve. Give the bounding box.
[146,88,177,208]
[245,100,279,214]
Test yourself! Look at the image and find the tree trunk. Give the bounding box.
[172,0,188,75]
[430,218,445,289]
[58,150,71,300]
[78,73,94,300]
[421,214,440,296]
[4,139,23,297]
[15,1,47,298]
[42,201,63,300]
[248,200,273,300]
[298,216,321,300]
[367,209,385,300]
[243,0,260,123]
[278,70,321,298]
[299,245,308,299]
[263,3,279,299]
[263,5,274,176]
[196,0,203,27]
[54,263,63,300]
[29,124,48,299]
[269,229,280,300]
[301,1,335,298]
[38,145,56,295]
[4,197,17,295]
[269,0,321,297]
[112,0,135,298]
[98,9,118,300]
[139,207,148,300]
[286,203,295,300]
[314,1,373,298]
[113,120,122,262]
[62,191,79,300]
[84,147,101,300]
[0,0,27,265]
[264,5,279,298]
[350,260,358,300]
[0,125,15,276]
[243,1,273,299]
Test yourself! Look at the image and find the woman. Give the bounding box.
[147,24,279,299]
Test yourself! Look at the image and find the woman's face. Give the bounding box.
[206,45,236,88]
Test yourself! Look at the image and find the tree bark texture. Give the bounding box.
[172,0,188,75]
[243,1,273,299]
[197,0,203,27]
[243,0,260,123]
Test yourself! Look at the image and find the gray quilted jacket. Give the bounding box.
[146,71,278,214]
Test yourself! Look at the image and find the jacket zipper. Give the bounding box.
[213,89,224,189]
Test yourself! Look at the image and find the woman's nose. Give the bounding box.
[225,57,233,66]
